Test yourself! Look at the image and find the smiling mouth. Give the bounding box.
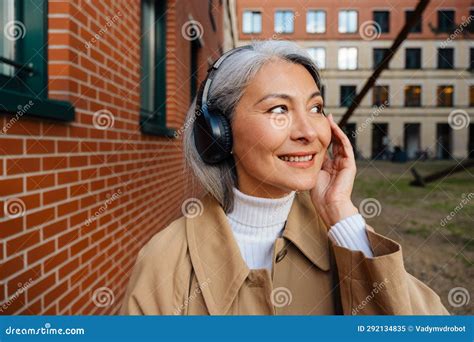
[278,154,315,162]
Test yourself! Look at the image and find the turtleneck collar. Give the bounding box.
[227,186,296,228]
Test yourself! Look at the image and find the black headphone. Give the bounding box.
[193,45,253,164]
[193,45,323,165]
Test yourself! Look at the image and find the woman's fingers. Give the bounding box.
[328,113,355,161]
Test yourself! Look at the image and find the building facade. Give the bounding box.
[236,0,473,160]
[0,0,228,314]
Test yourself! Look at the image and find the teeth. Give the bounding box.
[279,154,314,162]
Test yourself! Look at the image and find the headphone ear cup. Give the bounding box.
[193,107,233,164]
[216,114,232,156]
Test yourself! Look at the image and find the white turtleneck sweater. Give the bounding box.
[227,187,374,271]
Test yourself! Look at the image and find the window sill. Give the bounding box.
[140,121,177,138]
[0,89,74,122]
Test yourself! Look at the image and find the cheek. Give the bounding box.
[232,118,286,158]
[319,120,332,148]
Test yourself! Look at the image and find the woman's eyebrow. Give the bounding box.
[253,90,322,106]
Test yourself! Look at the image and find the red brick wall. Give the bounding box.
[1,0,223,315]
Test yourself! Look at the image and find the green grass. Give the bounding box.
[353,160,474,244]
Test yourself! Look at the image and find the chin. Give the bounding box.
[280,177,317,192]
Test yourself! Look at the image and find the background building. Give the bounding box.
[236,0,473,160]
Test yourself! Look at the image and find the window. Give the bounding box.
[373,48,390,69]
[340,86,357,107]
[338,47,357,70]
[437,10,455,33]
[470,86,474,107]
[405,85,422,107]
[471,48,474,70]
[307,10,326,33]
[307,48,326,69]
[437,85,454,107]
[338,10,357,33]
[373,86,389,107]
[0,0,74,120]
[275,10,294,33]
[242,10,262,33]
[469,10,474,33]
[140,0,175,136]
[405,48,421,69]
[405,10,422,32]
[373,11,390,33]
[437,48,454,69]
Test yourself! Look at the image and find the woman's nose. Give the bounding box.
[289,108,318,143]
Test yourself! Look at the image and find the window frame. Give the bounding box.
[373,10,390,34]
[140,0,175,137]
[242,10,262,34]
[306,9,326,34]
[437,9,455,33]
[436,85,454,107]
[372,85,390,107]
[373,48,390,69]
[405,10,422,33]
[274,10,294,34]
[338,10,358,34]
[340,85,357,107]
[405,48,422,69]
[0,0,74,121]
[404,85,422,107]
[307,47,326,69]
[338,47,358,70]
[437,47,454,69]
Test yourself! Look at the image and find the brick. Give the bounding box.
[26,208,55,229]
[7,157,41,175]
[26,139,55,154]
[43,187,68,206]
[0,178,23,196]
[6,230,40,256]
[0,138,23,155]
[27,240,56,265]
[27,174,54,191]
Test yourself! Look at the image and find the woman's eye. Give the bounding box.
[269,105,287,114]
[310,104,324,114]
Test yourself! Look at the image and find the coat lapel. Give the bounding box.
[185,190,331,315]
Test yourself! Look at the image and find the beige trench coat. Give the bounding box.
[120,191,449,315]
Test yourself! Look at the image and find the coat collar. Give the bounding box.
[185,190,331,315]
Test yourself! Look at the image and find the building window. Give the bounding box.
[306,10,326,33]
[438,48,454,69]
[405,10,422,32]
[340,85,357,107]
[373,86,389,107]
[471,48,474,70]
[338,47,357,70]
[437,10,455,33]
[140,0,175,136]
[470,85,474,107]
[242,10,262,33]
[405,85,422,107]
[0,0,74,120]
[307,48,326,69]
[338,10,358,33]
[405,48,421,69]
[437,85,454,107]
[373,11,390,33]
[275,10,294,33]
[469,10,474,33]
[373,48,390,69]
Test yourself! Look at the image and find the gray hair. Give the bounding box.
[183,40,322,213]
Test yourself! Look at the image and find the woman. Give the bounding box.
[121,40,448,315]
